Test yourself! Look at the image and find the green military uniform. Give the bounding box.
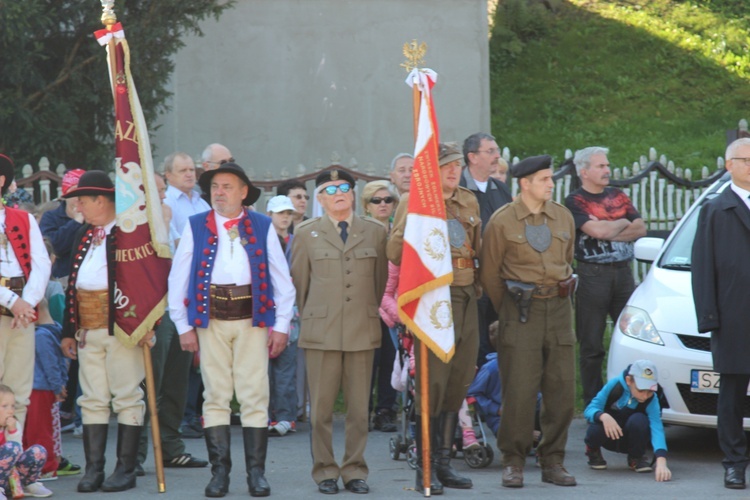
[480,196,576,469]
[388,185,481,417]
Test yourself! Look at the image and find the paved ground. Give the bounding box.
[43,416,742,498]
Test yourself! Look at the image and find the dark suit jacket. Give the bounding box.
[691,187,750,373]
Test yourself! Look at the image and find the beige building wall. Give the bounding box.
[152,0,490,181]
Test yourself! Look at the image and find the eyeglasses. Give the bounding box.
[369,196,394,205]
[290,194,310,200]
[731,157,750,166]
[206,157,235,166]
[475,148,499,155]
[322,183,351,195]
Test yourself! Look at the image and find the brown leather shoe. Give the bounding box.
[502,466,523,488]
[541,464,577,486]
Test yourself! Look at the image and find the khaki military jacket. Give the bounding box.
[387,187,481,287]
[479,196,574,312]
[291,214,388,351]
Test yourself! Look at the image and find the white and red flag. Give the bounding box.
[94,22,171,346]
[397,69,455,363]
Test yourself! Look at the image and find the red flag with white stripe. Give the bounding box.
[397,69,455,363]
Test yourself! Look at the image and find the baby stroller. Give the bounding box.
[450,396,494,468]
[388,327,417,469]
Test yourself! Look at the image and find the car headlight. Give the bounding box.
[618,306,664,346]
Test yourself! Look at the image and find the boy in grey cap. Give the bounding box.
[583,359,672,482]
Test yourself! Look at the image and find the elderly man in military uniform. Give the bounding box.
[388,143,481,494]
[59,171,153,493]
[169,162,295,498]
[291,168,387,495]
[480,155,577,489]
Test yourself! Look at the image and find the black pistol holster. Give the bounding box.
[505,280,536,323]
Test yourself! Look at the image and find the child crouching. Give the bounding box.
[583,359,671,482]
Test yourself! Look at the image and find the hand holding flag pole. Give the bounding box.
[400,40,455,497]
[98,0,167,492]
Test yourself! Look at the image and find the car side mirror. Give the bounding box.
[634,237,665,263]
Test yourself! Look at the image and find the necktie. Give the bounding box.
[223,218,241,230]
[338,221,348,243]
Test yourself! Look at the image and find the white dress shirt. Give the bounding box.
[730,182,750,212]
[168,212,295,336]
[164,185,210,236]
[77,221,116,291]
[0,209,51,309]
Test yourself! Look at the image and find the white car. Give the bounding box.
[606,172,744,429]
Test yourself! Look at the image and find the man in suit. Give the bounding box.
[692,137,750,489]
[291,168,387,495]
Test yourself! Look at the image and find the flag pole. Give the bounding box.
[403,40,432,497]
[100,1,117,109]
[143,341,167,493]
[99,0,166,492]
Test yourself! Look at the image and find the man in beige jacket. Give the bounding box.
[291,168,387,495]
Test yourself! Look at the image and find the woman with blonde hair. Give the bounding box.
[361,180,400,432]
[360,180,398,234]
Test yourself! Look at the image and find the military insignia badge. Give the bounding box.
[525,218,551,253]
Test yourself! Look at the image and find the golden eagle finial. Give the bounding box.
[401,40,427,72]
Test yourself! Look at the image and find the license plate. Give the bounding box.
[691,370,720,393]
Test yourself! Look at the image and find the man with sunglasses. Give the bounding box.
[291,168,387,495]
[461,133,513,369]
[277,179,309,234]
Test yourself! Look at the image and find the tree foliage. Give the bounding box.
[0,0,232,170]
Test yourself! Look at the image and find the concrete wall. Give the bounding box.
[152,0,490,181]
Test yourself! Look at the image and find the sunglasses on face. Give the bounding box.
[323,183,351,195]
[290,194,310,200]
[369,196,394,205]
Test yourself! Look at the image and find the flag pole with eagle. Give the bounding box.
[398,41,455,497]
[95,1,171,492]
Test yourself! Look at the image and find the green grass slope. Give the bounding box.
[490,0,750,171]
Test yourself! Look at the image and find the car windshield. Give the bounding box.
[658,181,728,271]
[658,209,700,270]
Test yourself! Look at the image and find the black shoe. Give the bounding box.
[374,410,397,433]
[344,479,369,494]
[318,479,339,494]
[181,422,204,439]
[163,453,208,468]
[725,466,746,489]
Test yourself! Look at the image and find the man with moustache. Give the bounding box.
[565,147,645,407]
[291,168,387,495]
[461,133,513,367]
[480,155,577,488]
[389,153,414,196]
[169,161,294,497]
[388,143,481,494]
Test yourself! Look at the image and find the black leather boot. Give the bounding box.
[78,424,109,492]
[101,424,142,492]
[414,416,443,495]
[243,427,270,497]
[204,425,232,498]
[434,412,472,489]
